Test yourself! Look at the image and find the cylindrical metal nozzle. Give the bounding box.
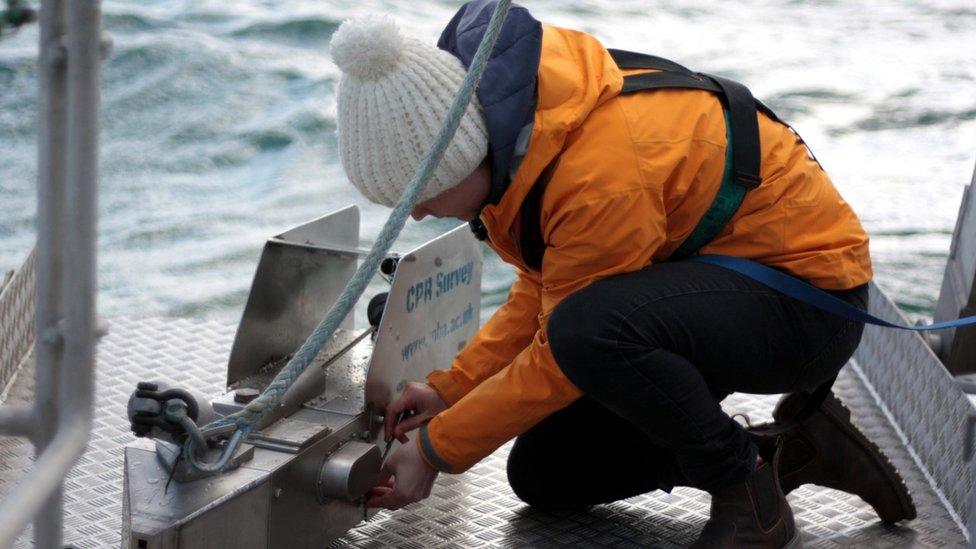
[317,441,381,503]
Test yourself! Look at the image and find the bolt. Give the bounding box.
[274,488,283,499]
[234,388,260,404]
[359,430,371,440]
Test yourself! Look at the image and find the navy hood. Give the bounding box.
[438,1,542,206]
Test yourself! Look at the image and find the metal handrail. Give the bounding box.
[0,405,33,437]
[0,0,103,547]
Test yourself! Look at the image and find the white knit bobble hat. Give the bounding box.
[330,16,489,207]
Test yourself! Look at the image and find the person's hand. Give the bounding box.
[366,437,438,510]
[384,382,447,443]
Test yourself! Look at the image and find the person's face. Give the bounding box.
[411,160,491,222]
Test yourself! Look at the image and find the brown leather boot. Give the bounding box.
[690,443,801,548]
[755,390,916,524]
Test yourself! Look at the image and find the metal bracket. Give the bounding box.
[226,206,362,387]
[155,439,254,484]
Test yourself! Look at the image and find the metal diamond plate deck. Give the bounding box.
[854,283,975,532]
[0,316,967,548]
[0,248,34,397]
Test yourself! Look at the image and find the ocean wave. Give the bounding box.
[102,11,166,33]
[228,18,339,46]
[165,287,251,318]
[242,129,295,151]
[852,105,976,132]
[164,246,263,276]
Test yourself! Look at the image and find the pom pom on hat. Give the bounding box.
[330,15,489,207]
[329,15,403,82]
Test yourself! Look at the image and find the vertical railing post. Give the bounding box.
[60,0,102,528]
[32,0,68,545]
[0,1,102,547]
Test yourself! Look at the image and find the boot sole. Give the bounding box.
[776,391,917,524]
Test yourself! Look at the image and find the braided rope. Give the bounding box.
[184,0,513,472]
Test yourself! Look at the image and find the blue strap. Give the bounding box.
[689,254,976,331]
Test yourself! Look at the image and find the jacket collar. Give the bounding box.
[438,0,542,207]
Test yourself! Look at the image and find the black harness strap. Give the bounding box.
[706,74,762,189]
[613,52,798,153]
[517,51,771,269]
[608,51,766,191]
[607,48,695,73]
[619,71,720,94]
[518,50,777,267]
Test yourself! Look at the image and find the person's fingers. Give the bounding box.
[377,460,394,487]
[366,485,394,505]
[366,491,393,509]
[370,489,407,511]
[384,398,407,442]
[385,388,424,441]
[393,414,428,438]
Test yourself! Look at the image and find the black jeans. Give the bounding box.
[507,260,867,508]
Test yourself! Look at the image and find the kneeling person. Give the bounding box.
[329,2,915,547]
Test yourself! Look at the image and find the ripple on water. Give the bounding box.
[102,12,167,33]
[852,105,976,132]
[119,223,206,251]
[166,288,252,318]
[228,18,340,47]
[242,130,295,151]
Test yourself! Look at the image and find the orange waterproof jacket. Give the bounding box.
[418,22,872,473]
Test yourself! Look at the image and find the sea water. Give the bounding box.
[1,0,974,321]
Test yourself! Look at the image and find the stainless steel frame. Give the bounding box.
[121,223,483,548]
[0,1,104,547]
[934,160,976,373]
[226,206,361,388]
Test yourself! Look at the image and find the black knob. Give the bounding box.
[367,293,389,329]
[380,257,399,276]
